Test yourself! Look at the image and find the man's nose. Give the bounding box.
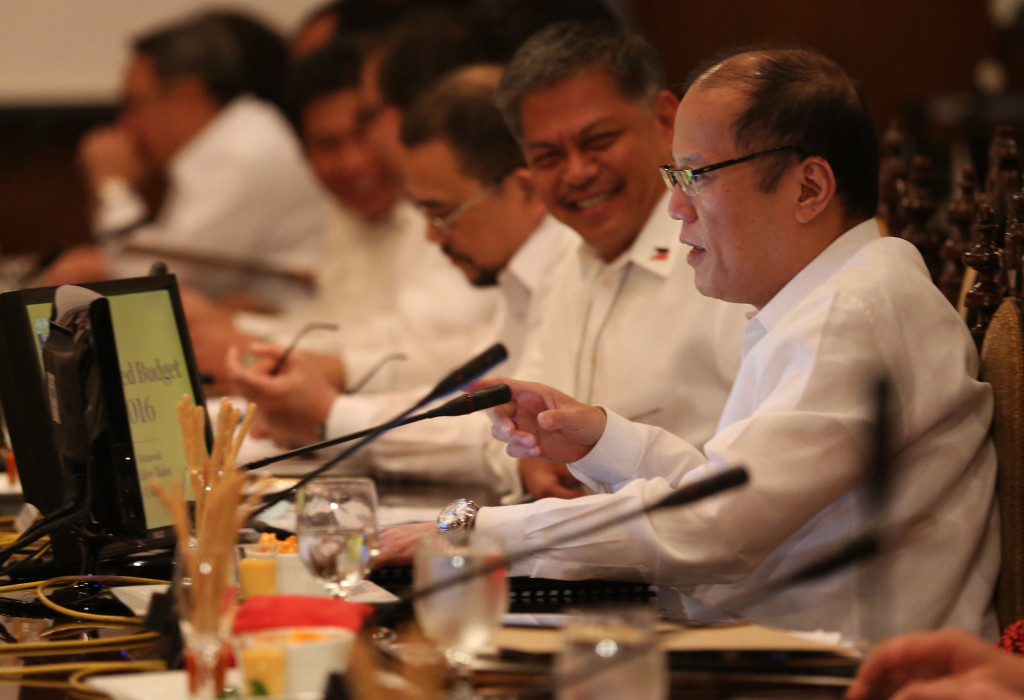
[563,149,599,187]
[668,186,697,222]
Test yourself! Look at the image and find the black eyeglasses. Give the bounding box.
[660,146,806,196]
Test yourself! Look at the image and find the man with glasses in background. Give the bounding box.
[227,65,575,493]
[380,46,999,642]
[230,23,748,498]
[186,40,498,390]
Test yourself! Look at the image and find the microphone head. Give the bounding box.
[468,383,511,412]
[421,343,509,404]
[429,384,512,417]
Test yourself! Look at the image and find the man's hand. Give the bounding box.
[42,245,111,286]
[376,522,435,567]
[847,629,1024,700]
[79,126,144,192]
[470,377,607,464]
[518,458,585,499]
[226,343,340,446]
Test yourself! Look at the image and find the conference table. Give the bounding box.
[0,467,857,700]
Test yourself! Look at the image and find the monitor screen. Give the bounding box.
[0,274,206,549]
[24,287,196,531]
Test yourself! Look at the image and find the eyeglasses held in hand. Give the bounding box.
[269,322,339,376]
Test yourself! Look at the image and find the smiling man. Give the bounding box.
[226,65,575,490]
[491,22,748,497]
[410,47,999,642]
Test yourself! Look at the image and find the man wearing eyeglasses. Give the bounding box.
[230,23,748,496]
[227,65,575,490]
[487,21,749,499]
[380,47,999,641]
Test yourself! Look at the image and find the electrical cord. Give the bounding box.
[68,661,168,697]
[0,575,171,691]
[35,575,169,624]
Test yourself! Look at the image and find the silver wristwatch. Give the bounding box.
[436,498,479,532]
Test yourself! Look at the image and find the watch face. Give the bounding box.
[438,499,477,530]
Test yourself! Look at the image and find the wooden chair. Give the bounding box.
[980,295,1024,630]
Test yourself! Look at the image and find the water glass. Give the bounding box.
[296,476,379,599]
[555,606,667,700]
[413,532,508,695]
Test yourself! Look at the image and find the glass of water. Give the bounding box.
[296,476,379,599]
[555,606,667,700]
[413,532,508,696]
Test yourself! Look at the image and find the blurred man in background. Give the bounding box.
[44,12,329,311]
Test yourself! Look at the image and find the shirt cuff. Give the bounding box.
[569,408,647,488]
[475,503,532,577]
[324,394,378,440]
[93,178,148,237]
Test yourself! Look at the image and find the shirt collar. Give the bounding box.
[576,192,678,278]
[749,218,881,336]
[501,215,572,293]
[170,96,265,181]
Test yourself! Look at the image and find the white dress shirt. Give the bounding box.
[477,219,1000,643]
[97,97,329,304]
[510,193,747,445]
[321,216,578,491]
[234,199,500,392]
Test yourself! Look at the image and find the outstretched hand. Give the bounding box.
[470,377,607,464]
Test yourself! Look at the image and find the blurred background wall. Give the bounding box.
[0,0,1018,256]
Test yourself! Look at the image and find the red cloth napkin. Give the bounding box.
[233,595,373,634]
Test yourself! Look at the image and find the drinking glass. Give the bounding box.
[296,476,379,599]
[413,532,509,698]
[554,606,667,700]
[174,543,239,700]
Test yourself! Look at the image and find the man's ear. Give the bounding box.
[168,76,207,103]
[508,166,547,216]
[793,156,837,224]
[653,89,680,141]
[508,167,535,200]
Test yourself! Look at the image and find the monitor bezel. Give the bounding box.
[0,274,208,553]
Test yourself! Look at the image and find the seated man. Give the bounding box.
[187,40,498,388]
[228,64,577,491]
[44,12,329,309]
[380,47,999,643]
[229,24,747,497]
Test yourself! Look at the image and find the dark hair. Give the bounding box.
[470,0,619,64]
[401,65,524,186]
[685,47,879,220]
[376,7,482,110]
[495,21,667,140]
[133,14,261,105]
[284,38,363,129]
[207,12,289,109]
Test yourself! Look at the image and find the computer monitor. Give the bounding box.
[0,274,207,568]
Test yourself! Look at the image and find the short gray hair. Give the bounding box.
[495,21,667,140]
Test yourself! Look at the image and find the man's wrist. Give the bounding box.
[437,499,479,533]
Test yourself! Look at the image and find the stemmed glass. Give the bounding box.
[296,476,380,599]
[413,532,509,698]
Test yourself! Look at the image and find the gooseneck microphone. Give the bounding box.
[400,466,750,605]
[250,344,510,517]
[243,385,512,471]
[418,343,507,407]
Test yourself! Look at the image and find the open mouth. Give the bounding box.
[566,185,622,212]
